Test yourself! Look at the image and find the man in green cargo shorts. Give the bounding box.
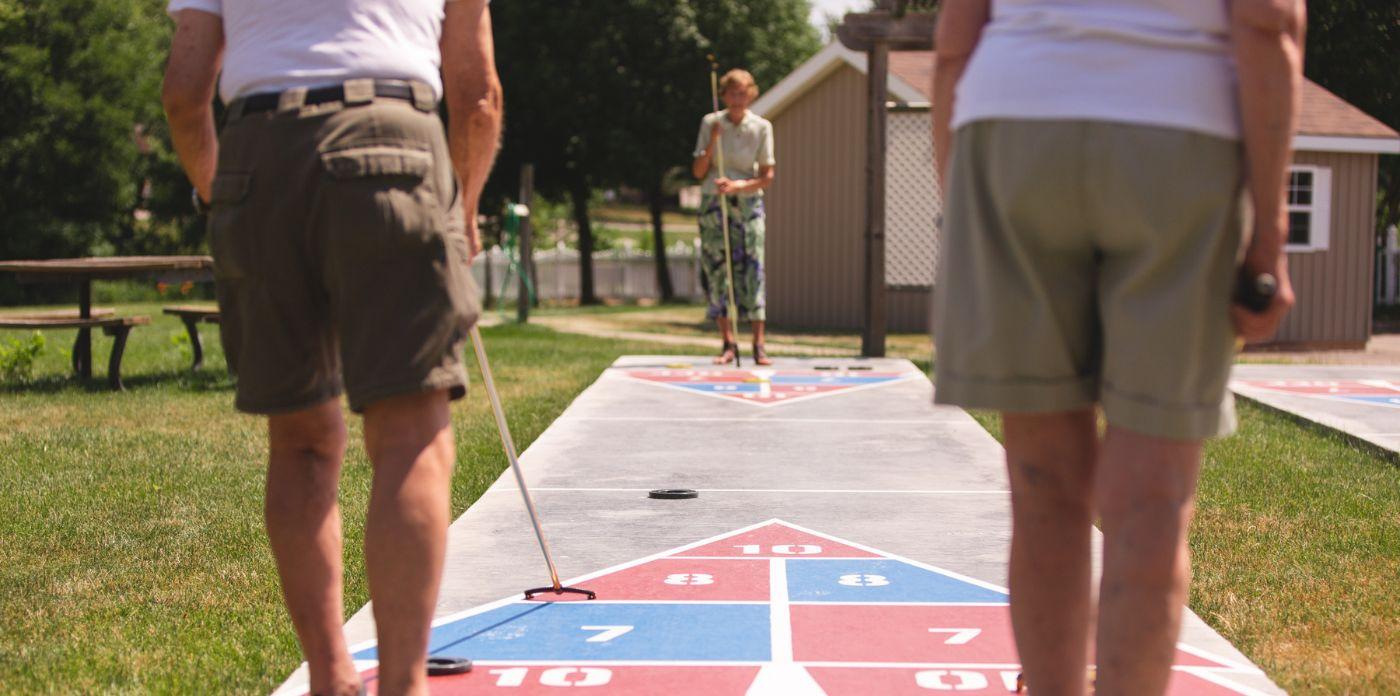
[162,1,501,693]
[931,0,1303,693]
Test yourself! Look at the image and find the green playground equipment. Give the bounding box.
[496,201,536,321]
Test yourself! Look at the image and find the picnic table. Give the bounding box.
[0,256,214,383]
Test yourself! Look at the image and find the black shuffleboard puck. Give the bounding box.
[649,488,699,500]
[427,656,473,676]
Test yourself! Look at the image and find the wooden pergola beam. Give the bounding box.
[837,7,935,357]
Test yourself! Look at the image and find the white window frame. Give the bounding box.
[1285,165,1331,252]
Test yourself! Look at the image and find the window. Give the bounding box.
[1285,166,1331,252]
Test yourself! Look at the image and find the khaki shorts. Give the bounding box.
[933,120,1242,440]
[209,87,480,414]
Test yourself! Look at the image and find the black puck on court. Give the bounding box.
[426,656,473,676]
[648,488,699,499]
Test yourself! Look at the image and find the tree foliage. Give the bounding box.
[1303,1,1400,235]
[0,0,195,270]
[489,0,821,302]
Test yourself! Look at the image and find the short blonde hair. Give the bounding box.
[720,69,759,99]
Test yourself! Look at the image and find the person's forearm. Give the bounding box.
[932,62,966,188]
[692,152,711,180]
[1231,0,1305,268]
[447,79,502,220]
[162,10,223,203]
[166,103,219,202]
[932,0,990,188]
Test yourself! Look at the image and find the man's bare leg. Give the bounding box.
[1003,410,1098,696]
[363,389,455,696]
[1093,426,1201,695]
[265,398,360,696]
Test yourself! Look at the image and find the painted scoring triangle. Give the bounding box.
[675,522,880,559]
[322,519,1261,695]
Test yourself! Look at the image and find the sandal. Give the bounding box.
[752,341,772,366]
[713,341,738,365]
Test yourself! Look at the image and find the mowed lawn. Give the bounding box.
[1,303,1396,693]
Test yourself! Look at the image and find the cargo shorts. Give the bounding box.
[933,120,1243,440]
[208,83,480,414]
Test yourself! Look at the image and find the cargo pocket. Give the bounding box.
[319,144,441,248]
[208,172,252,280]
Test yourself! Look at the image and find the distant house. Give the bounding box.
[753,42,1400,347]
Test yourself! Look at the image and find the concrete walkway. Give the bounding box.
[276,357,1281,695]
[1231,364,1400,455]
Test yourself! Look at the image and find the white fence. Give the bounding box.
[1378,225,1399,306]
[470,240,705,303]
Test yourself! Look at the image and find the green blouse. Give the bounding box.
[693,110,775,198]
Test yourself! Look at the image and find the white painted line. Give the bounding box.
[572,416,973,425]
[514,488,1007,495]
[769,558,793,662]
[1174,642,1266,674]
[1176,667,1276,695]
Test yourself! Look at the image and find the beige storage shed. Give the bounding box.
[753,43,1400,347]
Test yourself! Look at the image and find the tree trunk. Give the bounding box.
[570,181,598,305]
[649,183,675,302]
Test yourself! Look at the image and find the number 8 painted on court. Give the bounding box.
[663,573,715,585]
[838,573,889,587]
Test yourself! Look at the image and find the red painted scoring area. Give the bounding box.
[568,558,769,602]
[678,524,878,559]
[365,666,760,694]
[1242,380,1400,395]
[792,605,1017,664]
[806,667,1247,695]
[627,369,905,383]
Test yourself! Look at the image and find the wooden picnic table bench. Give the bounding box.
[0,314,150,390]
[163,305,221,370]
[0,256,213,383]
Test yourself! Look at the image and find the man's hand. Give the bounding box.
[442,0,502,259]
[715,177,742,195]
[162,10,224,203]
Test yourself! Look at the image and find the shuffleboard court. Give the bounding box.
[1231,364,1400,454]
[275,356,1283,695]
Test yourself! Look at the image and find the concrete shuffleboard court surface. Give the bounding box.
[1231,364,1400,454]
[276,356,1282,695]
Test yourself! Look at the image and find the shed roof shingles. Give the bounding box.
[886,51,1398,139]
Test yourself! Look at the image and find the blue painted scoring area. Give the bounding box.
[786,559,1009,603]
[1337,395,1400,407]
[353,603,770,662]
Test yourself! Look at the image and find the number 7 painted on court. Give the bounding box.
[928,628,981,645]
[581,625,635,643]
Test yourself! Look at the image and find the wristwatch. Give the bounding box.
[191,187,210,215]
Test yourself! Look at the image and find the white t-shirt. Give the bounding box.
[952,0,1240,140]
[166,0,454,103]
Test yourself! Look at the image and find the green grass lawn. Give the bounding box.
[1,303,1395,693]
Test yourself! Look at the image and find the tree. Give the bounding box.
[0,0,197,301]
[1303,2,1400,241]
[488,0,820,305]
